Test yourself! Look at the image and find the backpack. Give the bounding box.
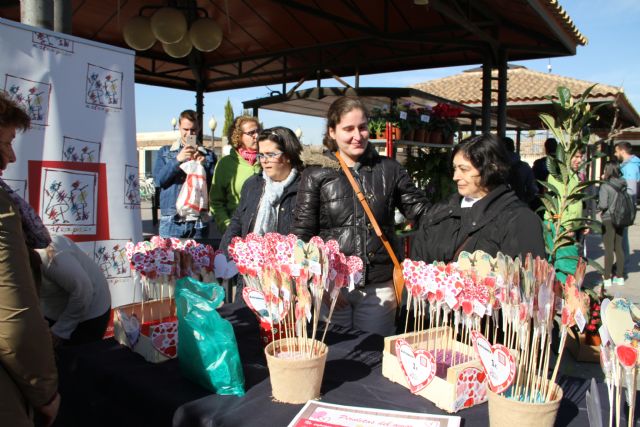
[607,183,636,228]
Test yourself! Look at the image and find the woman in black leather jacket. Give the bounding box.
[291,97,428,336]
[411,134,545,264]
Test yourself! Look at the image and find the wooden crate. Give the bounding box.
[382,327,487,413]
[113,299,176,363]
[566,327,600,363]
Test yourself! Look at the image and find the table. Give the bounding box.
[53,303,611,427]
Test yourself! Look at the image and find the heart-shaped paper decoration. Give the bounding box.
[454,367,488,411]
[214,253,238,279]
[150,321,178,358]
[116,309,140,347]
[242,287,286,324]
[604,298,635,346]
[616,344,638,369]
[471,330,516,393]
[395,339,436,393]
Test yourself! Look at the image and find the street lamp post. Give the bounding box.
[171,117,177,131]
[208,116,217,144]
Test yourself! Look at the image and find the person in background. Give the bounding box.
[614,141,640,273]
[598,161,627,287]
[411,134,545,264]
[615,141,640,205]
[532,138,558,185]
[34,235,112,345]
[0,91,59,427]
[292,97,428,336]
[209,116,261,234]
[153,109,217,239]
[503,136,538,207]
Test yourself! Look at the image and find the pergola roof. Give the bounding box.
[412,65,640,129]
[0,0,586,93]
[243,86,529,130]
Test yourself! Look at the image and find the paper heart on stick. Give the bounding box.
[213,253,238,279]
[242,287,287,324]
[604,298,636,346]
[471,330,516,394]
[454,366,488,411]
[150,321,178,358]
[116,309,140,347]
[616,344,638,369]
[395,339,436,394]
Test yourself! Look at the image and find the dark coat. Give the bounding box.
[291,146,428,285]
[411,185,545,264]
[219,172,300,254]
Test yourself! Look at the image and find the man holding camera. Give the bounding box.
[153,109,217,239]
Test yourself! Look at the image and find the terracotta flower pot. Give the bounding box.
[429,130,444,144]
[585,332,602,346]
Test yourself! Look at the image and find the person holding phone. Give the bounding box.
[153,109,217,239]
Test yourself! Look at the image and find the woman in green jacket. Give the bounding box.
[209,116,262,233]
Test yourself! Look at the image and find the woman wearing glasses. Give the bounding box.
[411,134,545,264]
[209,115,262,234]
[219,126,304,255]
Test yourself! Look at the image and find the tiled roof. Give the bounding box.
[546,0,588,46]
[412,66,620,105]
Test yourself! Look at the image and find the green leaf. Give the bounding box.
[558,87,571,107]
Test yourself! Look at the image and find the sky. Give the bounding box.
[134,0,640,146]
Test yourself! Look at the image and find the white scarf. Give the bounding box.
[253,169,298,235]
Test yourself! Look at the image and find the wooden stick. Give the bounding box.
[616,361,622,427]
[628,366,637,427]
[546,328,566,402]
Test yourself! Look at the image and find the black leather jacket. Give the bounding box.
[291,146,428,285]
[411,185,546,264]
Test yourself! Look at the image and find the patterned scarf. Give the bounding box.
[0,178,51,249]
[238,147,258,165]
[253,169,298,235]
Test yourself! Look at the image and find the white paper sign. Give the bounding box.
[575,309,586,333]
[420,114,430,123]
[399,111,408,120]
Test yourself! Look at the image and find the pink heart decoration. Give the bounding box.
[150,321,178,358]
[471,330,516,393]
[454,367,488,411]
[616,344,638,369]
[395,338,436,394]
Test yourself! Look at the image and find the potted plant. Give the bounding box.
[428,103,463,144]
[405,147,457,203]
[368,107,388,139]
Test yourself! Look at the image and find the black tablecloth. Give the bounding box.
[53,303,620,427]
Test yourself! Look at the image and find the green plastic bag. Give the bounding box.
[175,277,245,396]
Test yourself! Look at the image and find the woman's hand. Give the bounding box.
[37,392,61,427]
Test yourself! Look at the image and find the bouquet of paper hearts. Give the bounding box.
[383,250,587,425]
[228,232,363,404]
[112,236,217,363]
[597,297,640,427]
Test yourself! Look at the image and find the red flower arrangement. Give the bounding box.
[431,103,464,119]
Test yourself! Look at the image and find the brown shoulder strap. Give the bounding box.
[334,151,402,269]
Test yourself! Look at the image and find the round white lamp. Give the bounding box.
[294,127,303,139]
[189,18,223,52]
[171,117,177,130]
[123,16,156,50]
[151,7,187,44]
[162,37,193,58]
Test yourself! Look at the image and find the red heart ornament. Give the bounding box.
[395,339,436,394]
[471,330,516,394]
[616,344,638,369]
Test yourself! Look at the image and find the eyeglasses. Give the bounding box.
[256,151,284,162]
[242,128,260,137]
